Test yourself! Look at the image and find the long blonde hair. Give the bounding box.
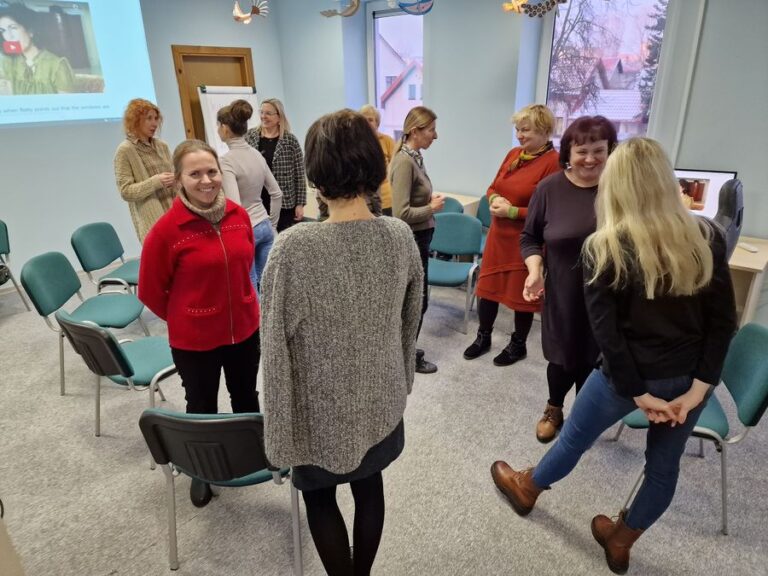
[394,106,437,155]
[583,137,713,298]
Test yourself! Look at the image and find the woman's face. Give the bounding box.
[362,112,379,133]
[0,17,34,52]
[410,120,438,151]
[516,120,548,154]
[260,103,280,131]
[138,109,160,141]
[568,139,609,185]
[177,151,222,210]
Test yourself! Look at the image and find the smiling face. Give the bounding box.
[259,102,279,132]
[568,139,609,186]
[515,120,549,154]
[138,109,160,141]
[409,120,438,152]
[177,150,222,210]
[0,16,33,53]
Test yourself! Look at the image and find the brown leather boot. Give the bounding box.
[591,511,644,575]
[536,403,564,444]
[490,462,545,516]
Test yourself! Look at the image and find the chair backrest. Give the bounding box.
[54,309,134,378]
[721,323,768,428]
[430,213,483,256]
[0,220,10,256]
[713,179,743,261]
[71,222,125,273]
[139,408,272,481]
[476,195,491,229]
[20,252,81,316]
[441,197,464,214]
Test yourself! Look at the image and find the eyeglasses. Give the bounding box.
[260,110,278,117]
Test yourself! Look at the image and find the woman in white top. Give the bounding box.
[218,99,283,289]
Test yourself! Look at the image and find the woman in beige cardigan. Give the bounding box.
[113,99,175,242]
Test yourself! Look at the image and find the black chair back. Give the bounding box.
[713,179,744,261]
[139,410,272,482]
[55,310,133,378]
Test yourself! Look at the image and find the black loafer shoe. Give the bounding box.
[190,478,213,508]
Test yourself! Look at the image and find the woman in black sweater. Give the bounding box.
[491,137,736,574]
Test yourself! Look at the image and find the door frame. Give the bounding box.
[171,45,256,139]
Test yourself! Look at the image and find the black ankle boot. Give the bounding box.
[493,333,527,366]
[415,349,438,374]
[463,329,492,360]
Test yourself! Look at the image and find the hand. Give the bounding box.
[489,200,512,218]
[523,272,544,302]
[158,172,175,188]
[633,393,677,424]
[490,195,509,210]
[294,205,305,221]
[430,193,445,212]
[668,379,711,426]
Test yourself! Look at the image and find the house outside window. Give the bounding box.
[408,84,417,100]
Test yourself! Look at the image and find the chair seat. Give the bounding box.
[99,259,139,286]
[70,293,144,328]
[108,337,174,387]
[427,258,475,287]
[622,393,730,439]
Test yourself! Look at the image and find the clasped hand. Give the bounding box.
[489,196,511,217]
[633,379,711,426]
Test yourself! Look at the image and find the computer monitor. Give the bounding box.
[674,169,738,220]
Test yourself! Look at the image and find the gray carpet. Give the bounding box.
[1,281,767,576]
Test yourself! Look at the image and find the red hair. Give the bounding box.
[122,98,162,137]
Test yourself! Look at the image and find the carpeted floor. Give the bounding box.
[1,280,766,576]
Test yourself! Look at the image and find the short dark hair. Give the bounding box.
[559,116,618,168]
[305,109,386,200]
[217,99,253,137]
[0,3,39,37]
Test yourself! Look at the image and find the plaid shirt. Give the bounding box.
[244,129,307,208]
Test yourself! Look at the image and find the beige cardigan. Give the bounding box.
[113,138,174,242]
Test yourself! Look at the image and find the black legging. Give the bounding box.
[413,228,433,341]
[546,362,593,408]
[301,472,385,576]
[477,298,534,341]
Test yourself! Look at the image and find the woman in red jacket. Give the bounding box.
[139,139,260,508]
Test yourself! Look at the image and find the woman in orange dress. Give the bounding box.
[463,105,560,365]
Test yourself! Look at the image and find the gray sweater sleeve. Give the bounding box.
[390,155,433,225]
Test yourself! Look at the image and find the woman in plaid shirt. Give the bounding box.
[245,98,307,232]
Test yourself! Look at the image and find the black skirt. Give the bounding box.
[292,420,405,492]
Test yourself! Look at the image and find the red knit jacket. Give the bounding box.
[139,197,260,351]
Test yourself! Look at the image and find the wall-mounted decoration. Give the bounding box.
[502,0,567,17]
[233,0,269,24]
[388,0,434,15]
[320,0,361,17]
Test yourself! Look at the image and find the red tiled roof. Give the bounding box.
[380,61,421,105]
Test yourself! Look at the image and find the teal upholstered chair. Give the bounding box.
[476,195,491,254]
[0,219,31,311]
[441,196,464,214]
[56,310,174,437]
[139,409,303,574]
[428,213,482,334]
[20,251,149,395]
[613,323,768,534]
[71,222,139,292]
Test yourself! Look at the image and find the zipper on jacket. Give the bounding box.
[215,227,236,344]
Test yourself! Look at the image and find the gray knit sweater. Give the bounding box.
[261,217,423,474]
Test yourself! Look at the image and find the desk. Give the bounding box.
[728,236,768,327]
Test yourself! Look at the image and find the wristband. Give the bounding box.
[507,206,519,219]
[489,193,499,204]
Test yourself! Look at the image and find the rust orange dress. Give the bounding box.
[476,147,561,311]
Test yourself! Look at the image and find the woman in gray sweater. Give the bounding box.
[261,109,423,576]
[218,99,282,289]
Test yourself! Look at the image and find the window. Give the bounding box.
[545,0,669,143]
[371,9,424,138]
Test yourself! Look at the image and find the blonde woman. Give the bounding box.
[114,98,175,242]
[390,106,444,374]
[491,138,736,574]
[361,104,396,216]
[245,98,306,232]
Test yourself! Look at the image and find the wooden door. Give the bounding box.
[172,46,255,140]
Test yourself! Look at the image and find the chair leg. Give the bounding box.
[138,316,151,336]
[162,466,180,570]
[95,374,101,437]
[698,437,705,458]
[156,384,167,402]
[59,332,66,396]
[290,479,303,576]
[613,422,625,441]
[720,442,728,535]
[622,469,644,513]
[7,268,31,311]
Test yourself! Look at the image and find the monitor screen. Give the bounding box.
[674,169,738,220]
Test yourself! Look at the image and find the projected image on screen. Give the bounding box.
[0,1,103,95]
[0,0,154,126]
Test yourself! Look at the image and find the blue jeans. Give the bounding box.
[250,220,275,290]
[532,369,708,531]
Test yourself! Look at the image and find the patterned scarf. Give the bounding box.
[178,189,227,224]
[508,141,554,172]
[401,143,425,170]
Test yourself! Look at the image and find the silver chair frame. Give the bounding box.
[0,253,31,311]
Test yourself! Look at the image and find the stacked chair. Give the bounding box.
[71,222,139,292]
[0,219,31,311]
